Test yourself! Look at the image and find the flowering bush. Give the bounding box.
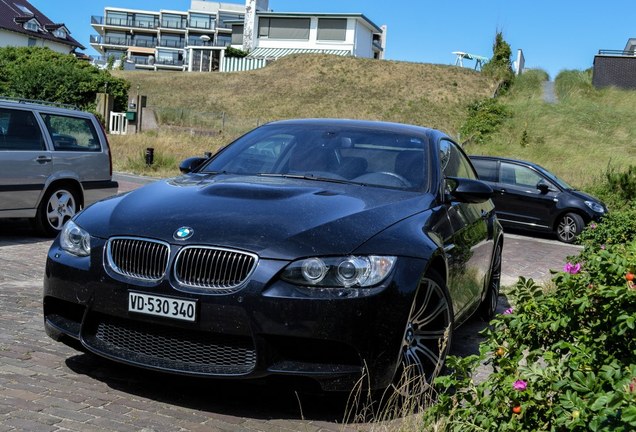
[425,240,636,431]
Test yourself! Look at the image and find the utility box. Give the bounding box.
[126,111,136,121]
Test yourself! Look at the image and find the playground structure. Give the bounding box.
[452,51,489,71]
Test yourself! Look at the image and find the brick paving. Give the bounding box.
[0,176,582,431]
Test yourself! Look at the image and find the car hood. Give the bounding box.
[567,189,604,206]
[78,174,435,259]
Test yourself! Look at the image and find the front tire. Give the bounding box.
[556,212,584,243]
[392,270,453,397]
[35,187,79,237]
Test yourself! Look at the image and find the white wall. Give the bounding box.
[0,30,73,54]
[352,22,373,58]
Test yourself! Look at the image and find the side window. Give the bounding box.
[500,162,542,187]
[439,139,477,180]
[41,114,101,152]
[471,159,498,182]
[0,108,45,151]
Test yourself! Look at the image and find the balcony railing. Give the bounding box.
[158,40,185,49]
[96,16,159,29]
[155,58,184,66]
[160,20,186,30]
[597,49,636,57]
[131,39,157,48]
[187,21,216,30]
[102,36,129,46]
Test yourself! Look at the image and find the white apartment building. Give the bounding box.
[90,0,386,72]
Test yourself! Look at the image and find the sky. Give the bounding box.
[29,0,636,80]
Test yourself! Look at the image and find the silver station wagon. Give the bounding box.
[0,98,118,236]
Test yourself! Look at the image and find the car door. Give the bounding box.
[495,161,558,229]
[439,140,495,319]
[0,107,51,212]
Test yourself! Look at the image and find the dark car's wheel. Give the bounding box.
[392,270,453,397]
[35,187,79,237]
[479,242,502,321]
[556,212,584,243]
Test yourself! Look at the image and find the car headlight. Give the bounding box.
[60,220,91,257]
[584,200,605,213]
[281,255,397,288]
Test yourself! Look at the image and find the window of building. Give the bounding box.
[317,18,347,41]
[15,4,33,14]
[161,13,185,29]
[132,34,156,48]
[189,13,214,30]
[160,34,184,48]
[216,34,231,47]
[52,28,67,39]
[218,12,243,29]
[231,25,244,45]
[105,11,129,26]
[258,17,310,40]
[27,37,37,47]
[23,19,40,32]
[134,14,157,29]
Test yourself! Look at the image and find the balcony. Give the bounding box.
[160,20,186,30]
[155,58,184,67]
[131,39,157,48]
[91,16,104,25]
[597,49,636,57]
[94,15,159,30]
[158,40,185,49]
[187,21,216,31]
[91,35,129,46]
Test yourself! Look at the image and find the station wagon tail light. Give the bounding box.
[282,255,397,288]
[60,220,91,257]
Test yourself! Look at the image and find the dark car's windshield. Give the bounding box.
[200,124,431,191]
[535,165,574,190]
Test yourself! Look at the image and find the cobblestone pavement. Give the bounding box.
[0,177,582,431]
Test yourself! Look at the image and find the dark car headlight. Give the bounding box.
[281,255,397,288]
[60,220,91,257]
[584,200,605,214]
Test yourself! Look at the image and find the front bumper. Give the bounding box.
[43,237,424,391]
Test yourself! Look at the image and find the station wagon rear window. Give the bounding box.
[41,114,101,152]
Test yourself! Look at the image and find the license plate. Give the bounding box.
[128,292,197,322]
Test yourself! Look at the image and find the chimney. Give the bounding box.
[243,0,269,52]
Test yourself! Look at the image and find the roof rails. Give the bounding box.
[0,96,79,110]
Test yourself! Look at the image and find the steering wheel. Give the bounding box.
[352,172,411,187]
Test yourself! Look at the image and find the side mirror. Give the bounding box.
[446,177,493,203]
[536,181,550,194]
[179,157,207,174]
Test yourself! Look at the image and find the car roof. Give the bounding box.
[264,118,447,139]
[469,155,546,171]
[0,98,86,116]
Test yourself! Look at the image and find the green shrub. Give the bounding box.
[0,46,129,111]
[425,239,636,431]
[555,69,595,100]
[578,206,636,250]
[460,98,510,144]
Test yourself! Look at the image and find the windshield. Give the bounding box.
[199,124,431,191]
[536,165,573,190]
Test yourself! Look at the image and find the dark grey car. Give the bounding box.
[470,155,607,243]
[0,98,118,236]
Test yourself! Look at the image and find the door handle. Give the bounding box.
[35,155,52,163]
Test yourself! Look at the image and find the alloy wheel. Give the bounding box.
[46,189,77,231]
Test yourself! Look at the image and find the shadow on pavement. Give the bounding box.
[65,351,352,423]
[0,218,52,246]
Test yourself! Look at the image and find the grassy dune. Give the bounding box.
[111,55,636,188]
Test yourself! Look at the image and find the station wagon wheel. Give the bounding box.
[480,242,502,320]
[392,270,452,397]
[35,187,79,237]
[556,212,584,244]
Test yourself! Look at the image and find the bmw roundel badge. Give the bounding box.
[174,227,194,240]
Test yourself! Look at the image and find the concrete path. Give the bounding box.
[543,81,558,103]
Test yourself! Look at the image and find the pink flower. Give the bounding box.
[503,307,514,315]
[513,380,527,391]
[589,223,597,229]
[601,244,606,250]
[564,262,581,274]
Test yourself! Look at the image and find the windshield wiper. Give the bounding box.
[258,173,353,185]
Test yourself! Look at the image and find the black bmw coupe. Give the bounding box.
[44,119,503,394]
